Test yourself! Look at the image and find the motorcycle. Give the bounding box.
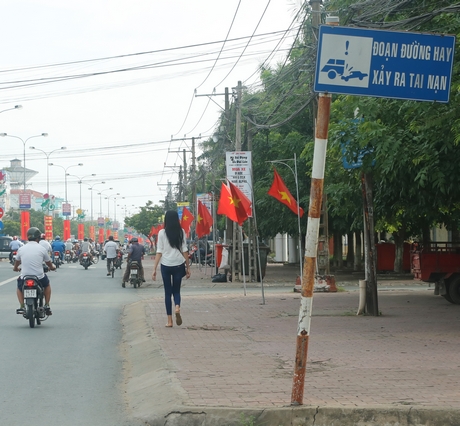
[53,251,62,268]
[190,243,214,266]
[10,250,17,265]
[21,274,48,328]
[64,250,72,263]
[128,261,142,288]
[114,251,123,269]
[91,250,100,264]
[80,252,91,270]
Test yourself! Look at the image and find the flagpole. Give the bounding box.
[250,191,266,305]
[267,157,303,286]
[239,226,247,295]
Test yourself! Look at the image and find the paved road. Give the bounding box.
[0,258,148,426]
[1,256,453,426]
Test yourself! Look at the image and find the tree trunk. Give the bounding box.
[422,225,431,247]
[392,229,406,273]
[346,232,354,269]
[354,231,362,271]
[333,231,343,269]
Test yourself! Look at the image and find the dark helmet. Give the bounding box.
[131,237,138,243]
[108,235,114,241]
[55,235,61,240]
[27,227,41,241]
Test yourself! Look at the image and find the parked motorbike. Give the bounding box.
[190,243,214,266]
[80,252,91,270]
[21,274,48,328]
[64,250,72,263]
[53,251,62,268]
[10,250,17,265]
[114,251,123,269]
[128,261,142,288]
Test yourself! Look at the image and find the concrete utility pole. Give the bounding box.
[170,136,199,214]
[231,81,244,283]
[291,0,337,406]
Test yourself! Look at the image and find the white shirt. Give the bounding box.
[156,229,188,267]
[9,240,23,251]
[81,241,92,253]
[39,239,52,254]
[16,241,51,279]
[103,241,119,259]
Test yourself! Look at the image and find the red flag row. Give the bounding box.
[148,170,302,237]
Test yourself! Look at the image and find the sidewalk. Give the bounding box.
[122,261,460,426]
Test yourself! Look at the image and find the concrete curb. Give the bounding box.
[121,300,460,426]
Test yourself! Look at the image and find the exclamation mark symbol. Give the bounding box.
[345,40,349,55]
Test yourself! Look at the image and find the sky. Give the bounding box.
[0,0,301,225]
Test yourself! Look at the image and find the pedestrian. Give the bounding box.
[152,210,190,327]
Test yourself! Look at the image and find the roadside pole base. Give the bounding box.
[314,275,338,292]
[294,276,301,292]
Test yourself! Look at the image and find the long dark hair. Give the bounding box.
[164,210,184,251]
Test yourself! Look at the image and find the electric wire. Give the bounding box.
[194,0,242,90]
[213,0,273,88]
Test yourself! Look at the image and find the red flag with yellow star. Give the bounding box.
[227,181,252,225]
[180,206,194,234]
[196,201,212,238]
[217,182,238,223]
[217,181,251,226]
[267,169,304,217]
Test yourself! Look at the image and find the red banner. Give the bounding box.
[44,215,53,240]
[98,228,104,243]
[89,226,95,241]
[106,229,111,239]
[63,219,71,241]
[21,211,30,240]
[78,223,85,240]
[113,231,118,240]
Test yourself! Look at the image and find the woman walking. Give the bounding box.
[152,210,191,327]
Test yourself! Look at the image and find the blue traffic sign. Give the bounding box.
[315,26,455,103]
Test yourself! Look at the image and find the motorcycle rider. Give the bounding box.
[39,233,52,256]
[79,237,94,263]
[103,235,119,276]
[198,236,211,260]
[64,238,74,261]
[51,235,65,261]
[122,237,145,287]
[13,227,56,315]
[9,236,23,263]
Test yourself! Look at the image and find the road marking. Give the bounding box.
[0,277,17,287]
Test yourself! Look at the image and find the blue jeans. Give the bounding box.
[160,263,185,315]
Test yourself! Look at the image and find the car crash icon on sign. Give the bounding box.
[317,34,373,88]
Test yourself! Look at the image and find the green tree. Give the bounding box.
[124,201,165,236]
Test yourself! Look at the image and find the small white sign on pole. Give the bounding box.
[225,151,253,213]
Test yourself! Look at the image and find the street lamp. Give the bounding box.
[113,196,125,225]
[87,182,106,222]
[97,188,113,217]
[0,133,48,199]
[0,105,22,114]
[105,193,120,221]
[29,146,66,211]
[49,163,83,204]
[68,173,96,217]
